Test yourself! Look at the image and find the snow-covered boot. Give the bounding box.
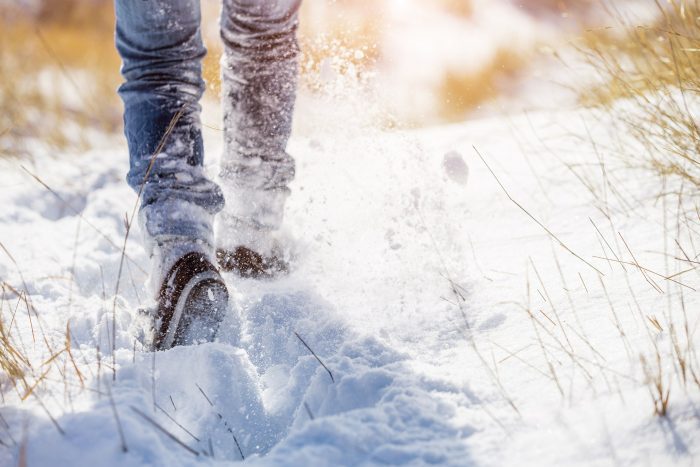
[215,215,291,279]
[216,245,288,279]
[154,252,229,350]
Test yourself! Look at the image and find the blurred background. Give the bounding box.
[0,0,648,157]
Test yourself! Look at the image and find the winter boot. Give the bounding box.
[215,216,291,279]
[154,252,229,350]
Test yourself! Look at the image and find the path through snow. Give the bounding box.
[0,108,698,466]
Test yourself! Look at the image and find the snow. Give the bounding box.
[1,98,699,466]
[2,2,700,462]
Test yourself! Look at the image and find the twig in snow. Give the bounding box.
[130,406,199,456]
[489,340,552,380]
[196,383,213,406]
[618,233,663,293]
[530,259,574,353]
[0,412,16,446]
[107,384,128,452]
[598,276,634,363]
[65,321,85,388]
[155,402,200,443]
[67,328,95,380]
[589,218,626,272]
[17,421,27,467]
[474,145,604,276]
[538,310,557,327]
[195,384,245,460]
[525,268,565,397]
[32,392,64,436]
[303,402,315,420]
[590,256,695,291]
[578,273,589,294]
[294,332,335,383]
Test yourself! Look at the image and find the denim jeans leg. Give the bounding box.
[115,0,224,265]
[216,0,301,250]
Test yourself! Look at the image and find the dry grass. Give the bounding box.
[482,0,700,415]
[556,1,700,417]
[579,0,700,187]
[0,299,28,382]
[1,0,532,143]
[0,2,121,157]
[463,144,697,421]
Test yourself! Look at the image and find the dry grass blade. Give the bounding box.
[589,218,626,272]
[618,233,664,293]
[195,383,245,460]
[294,332,335,383]
[590,256,696,290]
[0,297,27,381]
[641,354,671,417]
[131,406,198,456]
[0,413,17,447]
[65,321,85,388]
[31,392,65,436]
[21,365,53,401]
[474,145,604,276]
[107,384,128,453]
[303,402,315,420]
[155,402,200,443]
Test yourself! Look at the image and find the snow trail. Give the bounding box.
[1,108,699,466]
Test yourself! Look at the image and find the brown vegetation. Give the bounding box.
[0,1,121,156]
[574,0,700,416]
[579,0,700,187]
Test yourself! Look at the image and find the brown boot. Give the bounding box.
[216,246,288,279]
[154,252,229,350]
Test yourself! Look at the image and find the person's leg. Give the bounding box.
[115,0,228,348]
[116,0,224,276]
[217,0,302,275]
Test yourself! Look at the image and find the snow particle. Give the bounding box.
[442,151,469,186]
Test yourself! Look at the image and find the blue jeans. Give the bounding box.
[116,0,300,257]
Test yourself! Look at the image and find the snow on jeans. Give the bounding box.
[115,0,300,259]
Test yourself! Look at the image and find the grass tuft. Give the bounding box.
[579,0,700,188]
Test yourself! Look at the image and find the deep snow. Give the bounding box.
[0,100,699,466]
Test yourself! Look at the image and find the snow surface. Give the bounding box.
[1,97,699,466]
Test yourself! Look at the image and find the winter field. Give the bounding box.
[2,1,700,466]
